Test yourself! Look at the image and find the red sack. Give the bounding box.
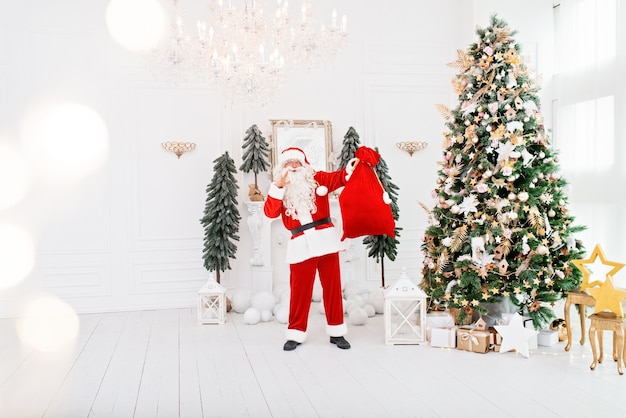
[339,147,395,240]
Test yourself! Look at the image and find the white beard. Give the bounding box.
[281,165,317,219]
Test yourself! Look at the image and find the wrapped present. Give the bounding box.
[487,326,503,352]
[537,330,559,347]
[426,311,455,341]
[456,327,490,353]
[431,327,456,348]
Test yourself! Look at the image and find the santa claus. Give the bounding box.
[264,147,356,351]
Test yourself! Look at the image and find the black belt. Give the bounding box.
[290,217,332,235]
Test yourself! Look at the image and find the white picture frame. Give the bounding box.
[269,119,333,179]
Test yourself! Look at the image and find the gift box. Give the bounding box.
[456,327,491,353]
[430,327,456,348]
[537,330,559,347]
[426,311,455,341]
[487,327,502,352]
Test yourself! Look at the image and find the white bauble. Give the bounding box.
[275,306,289,323]
[230,289,252,313]
[363,304,376,317]
[260,309,273,322]
[243,307,261,324]
[251,291,276,312]
[348,308,368,325]
[318,302,326,315]
[518,192,529,202]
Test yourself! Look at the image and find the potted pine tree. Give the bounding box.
[239,124,270,201]
[200,151,241,284]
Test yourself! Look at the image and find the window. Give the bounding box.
[553,0,617,174]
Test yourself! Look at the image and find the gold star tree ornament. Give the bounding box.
[571,244,625,291]
[586,276,626,317]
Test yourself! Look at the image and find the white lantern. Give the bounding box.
[384,270,427,345]
[197,274,226,325]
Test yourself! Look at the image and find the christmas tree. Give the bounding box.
[200,151,241,283]
[239,124,270,201]
[362,148,402,288]
[337,126,361,169]
[420,15,585,327]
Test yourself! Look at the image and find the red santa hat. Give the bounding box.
[279,147,309,166]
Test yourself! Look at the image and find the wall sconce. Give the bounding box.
[161,141,196,159]
[396,141,428,157]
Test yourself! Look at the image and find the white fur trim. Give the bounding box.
[268,183,286,200]
[316,185,328,196]
[285,328,307,343]
[326,322,347,337]
[345,158,358,181]
[286,225,348,264]
[280,149,307,165]
[382,191,391,204]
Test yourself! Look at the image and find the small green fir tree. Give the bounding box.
[239,124,270,200]
[200,151,241,283]
[363,147,402,288]
[420,15,585,327]
[338,126,361,169]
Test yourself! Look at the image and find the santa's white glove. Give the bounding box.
[345,158,359,181]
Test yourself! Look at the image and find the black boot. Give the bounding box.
[283,340,300,351]
[330,336,351,349]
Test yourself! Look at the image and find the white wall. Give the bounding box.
[0,0,554,317]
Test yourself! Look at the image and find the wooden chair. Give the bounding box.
[588,312,626,375]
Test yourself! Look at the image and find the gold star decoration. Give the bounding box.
[571,244,625,290]
[586,276,626,317]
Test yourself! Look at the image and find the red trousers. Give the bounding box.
[288,252,345,334]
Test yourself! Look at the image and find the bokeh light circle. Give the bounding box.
[17,295,80,353]
[21,101,109,184]
[106,0,168,51]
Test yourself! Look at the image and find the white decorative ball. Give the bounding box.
[536,245,549,255]
[548,209,556,217]
[382,192,392,204]
[275,306,289,323]
[348,308,368,325]
[230,289,252,313]
[508,193,516,201]
[363,304,376,317]
[451,205,460,214]
[251,291,276,312]
[318,302,326,315]
[345,300,360,314]
[312,280,322,302]
[260,309,273,322]
[518,192,529,202]
[243,307,261,324]
[316,185,328,196]
[347,294,364,306]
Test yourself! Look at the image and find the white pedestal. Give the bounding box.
[245,201,273,293]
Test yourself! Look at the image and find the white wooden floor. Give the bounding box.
[1,305,625,418]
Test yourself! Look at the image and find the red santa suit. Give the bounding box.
[264,149,351,344]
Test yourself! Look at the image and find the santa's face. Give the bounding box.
[283,159,303,171]
[281,161,317,219]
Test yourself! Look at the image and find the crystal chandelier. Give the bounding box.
[148,0,348,106]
